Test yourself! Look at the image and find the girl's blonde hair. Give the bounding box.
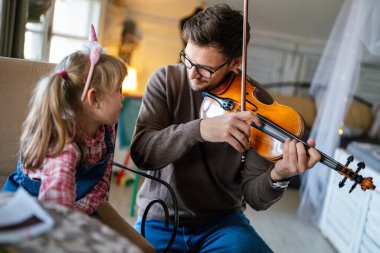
[21,51,127,169]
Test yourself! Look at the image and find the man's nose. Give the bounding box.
[188,66,201,79]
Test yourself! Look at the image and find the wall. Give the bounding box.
[101,0,202,96]
[100,0,380,103]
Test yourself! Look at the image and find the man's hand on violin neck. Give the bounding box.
[271,138,321,181]
[200,111,260,153]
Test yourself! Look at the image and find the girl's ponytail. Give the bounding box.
[21,71,78,169]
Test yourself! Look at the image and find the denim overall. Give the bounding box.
[2,126,114,202]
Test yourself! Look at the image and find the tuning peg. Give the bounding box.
[346,155,354,166]
[339,177,347,188]
[349,182,358,193]
[357,162,365,170]
[339,156,355,188]
[348,162,366,193]
[354,162,365,175]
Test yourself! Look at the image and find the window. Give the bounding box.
[24,0,101,63]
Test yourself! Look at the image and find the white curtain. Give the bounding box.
[298,0,380,225]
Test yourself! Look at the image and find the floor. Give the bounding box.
[108,173,338,253]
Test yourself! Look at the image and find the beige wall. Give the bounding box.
[101,0,203,96]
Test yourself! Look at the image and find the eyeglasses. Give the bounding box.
[179,50,227,79]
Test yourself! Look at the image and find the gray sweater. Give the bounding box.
[130,64,285,226]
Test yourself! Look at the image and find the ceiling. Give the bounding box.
[205,0,345,42]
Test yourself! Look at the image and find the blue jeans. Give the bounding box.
[135,211,273,253]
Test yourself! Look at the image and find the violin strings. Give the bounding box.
[252,114,342,171]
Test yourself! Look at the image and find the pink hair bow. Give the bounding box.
[81,24,103,102]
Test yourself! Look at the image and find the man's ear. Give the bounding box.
[86,88,100,108]
[229,57,242,72]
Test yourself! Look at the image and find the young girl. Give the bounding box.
[2,26,127,216]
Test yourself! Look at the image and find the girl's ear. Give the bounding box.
[86,88,100,108]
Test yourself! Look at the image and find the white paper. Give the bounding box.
[0,188,54,243]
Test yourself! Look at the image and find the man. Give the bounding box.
[130,4,320,253]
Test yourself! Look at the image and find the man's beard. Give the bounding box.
[190,79,208,92]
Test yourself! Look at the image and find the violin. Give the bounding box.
[200,72,305,161]
[200,72,375,192]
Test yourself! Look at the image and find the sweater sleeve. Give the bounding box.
[130,66,204,169]
[240,150,286,211]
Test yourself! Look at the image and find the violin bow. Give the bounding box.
[241,0,248,111]
[241,0,249,162]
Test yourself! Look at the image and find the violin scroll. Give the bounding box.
[359,177,375,191]
[339,164,375,193]
[338,156,375,193]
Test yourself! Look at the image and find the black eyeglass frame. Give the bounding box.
[179,50,228,79]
